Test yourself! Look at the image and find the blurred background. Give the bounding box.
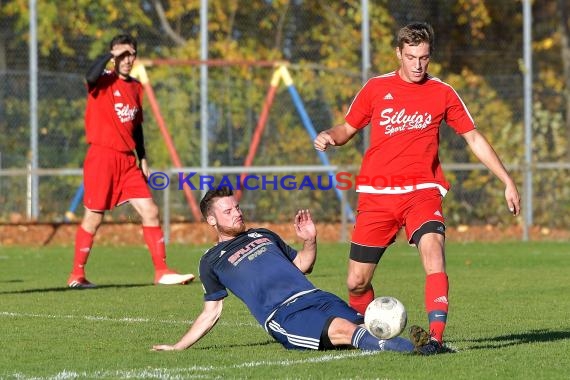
[0,0,568,240]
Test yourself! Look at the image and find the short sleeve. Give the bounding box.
[345,80,375,129]
[199,254,228,301]
[444,87,476,134]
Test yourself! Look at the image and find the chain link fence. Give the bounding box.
[0,1,568,235]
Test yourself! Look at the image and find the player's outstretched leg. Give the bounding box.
[351,326,415,352]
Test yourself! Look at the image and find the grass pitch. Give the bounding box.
[1,240,569,379]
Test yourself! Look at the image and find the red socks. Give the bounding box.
[349,287,375,315]
[72,226,94,276]
[425,272,449,343]
[142,226,169,272]
[72,226,170,277]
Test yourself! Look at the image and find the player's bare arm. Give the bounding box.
[314,122,359,151]
[293,209,317,274]
[152,299,223,351]
[462,129,521,215]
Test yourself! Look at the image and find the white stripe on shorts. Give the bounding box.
[268,319,320,350]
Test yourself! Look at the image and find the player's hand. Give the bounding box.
[110,44,136,59]
[294,209,317,241]
[152,344,180,351]
[314,131,336,152]
[505,182,521,216]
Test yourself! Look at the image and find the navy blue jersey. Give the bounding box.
[199,228,316,326]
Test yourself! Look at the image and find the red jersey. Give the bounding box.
[84,70,144,152]
[345,71,475,195]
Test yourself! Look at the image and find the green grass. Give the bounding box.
[1,241,569,379]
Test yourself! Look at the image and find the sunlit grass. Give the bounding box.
[1,241,569,379]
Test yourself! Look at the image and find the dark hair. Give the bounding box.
[109,34,138,51]
[397,22,434,53]
[199,187,234,219]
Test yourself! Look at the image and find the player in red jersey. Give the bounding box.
[67,34,194,288]
[314,22,520,354]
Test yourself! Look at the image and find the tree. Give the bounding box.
[556,0,570,158]
[1,1,568,225]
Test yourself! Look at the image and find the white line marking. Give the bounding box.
[0,311,257,327]
[3,311,377,379]
[8,351,375,379]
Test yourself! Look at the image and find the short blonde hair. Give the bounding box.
[397,22,434,54]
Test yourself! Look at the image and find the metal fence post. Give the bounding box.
[163,173,171,244]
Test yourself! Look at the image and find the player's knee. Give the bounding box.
[346,273,371,293]
[140,203,160,222]
[347,243,384,292]
[82,211,104,233]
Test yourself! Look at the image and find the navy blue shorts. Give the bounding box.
[266,290,364,350]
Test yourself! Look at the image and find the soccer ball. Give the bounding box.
[364,296,407,339]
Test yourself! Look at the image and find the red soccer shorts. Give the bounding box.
[351,188,445,247]
[82,144,152,211]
